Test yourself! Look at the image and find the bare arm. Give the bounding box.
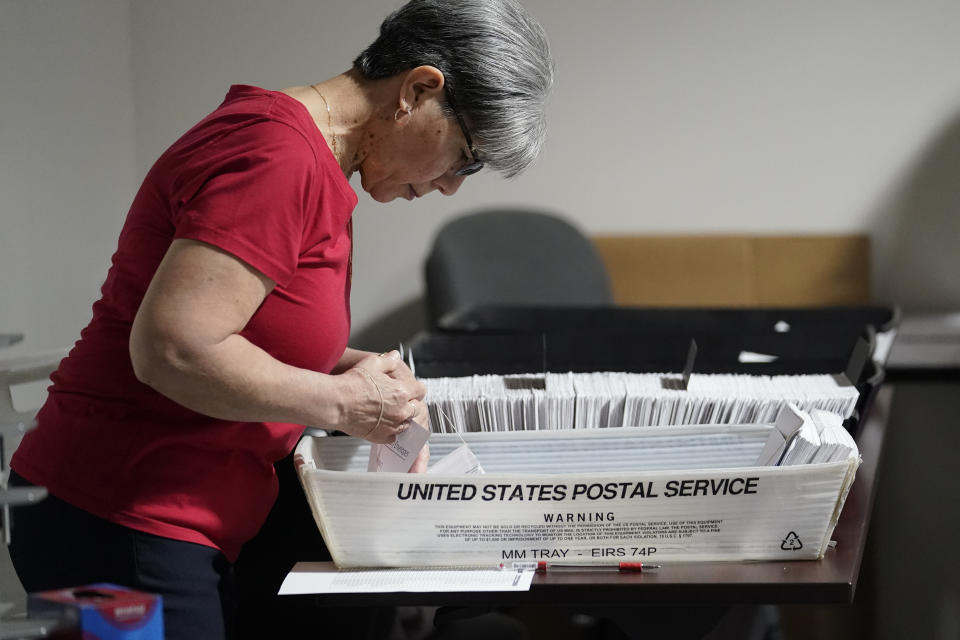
[331,348,375,374]
[129,239,425,443]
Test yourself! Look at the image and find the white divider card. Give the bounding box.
[753,405,858,466]
[423,372,860,433]
[755,404,806,466]
[368,420,430,473]
[778,415,822,466]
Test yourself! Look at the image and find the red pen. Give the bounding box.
[500,561,660,573]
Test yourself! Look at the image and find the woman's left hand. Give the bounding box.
[407,386,431,473]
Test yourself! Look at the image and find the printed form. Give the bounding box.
[279,561,534,595]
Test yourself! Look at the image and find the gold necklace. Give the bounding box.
[310,84,339,164]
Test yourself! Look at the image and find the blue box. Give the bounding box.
[27,583,163,639]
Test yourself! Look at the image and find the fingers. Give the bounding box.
[410,398,430,430]
[362,398,427,444]
[346,353,428,443]
[356,354,425,401]
[405,399,419,424]
[375,350,403,374]
[380,350,408,372]
[408,442,430,474]
[386,400,419,436]
[361,352,425,398]
[391,399,422,435]
[354,351,401,378]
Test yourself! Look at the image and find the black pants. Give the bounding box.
[7,470,235,640]
[232,450,400,639]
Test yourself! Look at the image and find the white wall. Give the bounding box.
[0,0,137,360]
[0,0,136,612]
[4,0,960,353]
[129,0,960,350]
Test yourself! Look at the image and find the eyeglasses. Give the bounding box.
[444,86,484,177]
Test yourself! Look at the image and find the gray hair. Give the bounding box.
[354,0,554,178]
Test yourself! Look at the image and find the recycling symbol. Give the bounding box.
[781,531,803,551]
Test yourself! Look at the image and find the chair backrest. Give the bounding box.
[425,209,613,325]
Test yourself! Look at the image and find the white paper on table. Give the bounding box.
[278,561,534,595]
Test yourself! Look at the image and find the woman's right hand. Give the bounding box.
[338,350,427,443]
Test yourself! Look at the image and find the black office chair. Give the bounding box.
[425,209,614,326]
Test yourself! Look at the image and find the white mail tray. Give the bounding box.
[294,425,859,568]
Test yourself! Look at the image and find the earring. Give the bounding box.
[395,103,410,121]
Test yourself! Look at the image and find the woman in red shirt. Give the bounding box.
[8,0,553,638]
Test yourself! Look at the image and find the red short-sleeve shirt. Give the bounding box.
[12,85,357,561]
